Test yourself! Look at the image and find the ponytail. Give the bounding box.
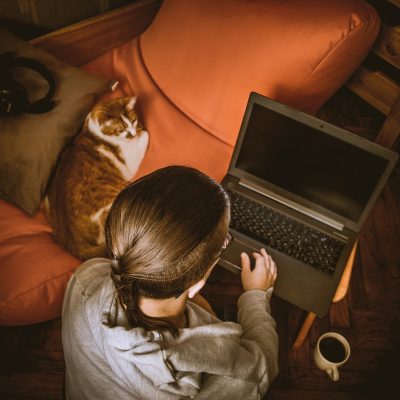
[110,258,179,336]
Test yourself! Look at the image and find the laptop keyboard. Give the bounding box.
[227,190,345,275]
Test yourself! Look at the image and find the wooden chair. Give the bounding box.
[346,18,400,150]
[292,241,357,350]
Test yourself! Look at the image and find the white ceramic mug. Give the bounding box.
[314,332,350,381]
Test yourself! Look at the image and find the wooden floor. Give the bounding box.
[0,89,399,399]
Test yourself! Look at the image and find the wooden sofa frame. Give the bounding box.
[30,0,162,67]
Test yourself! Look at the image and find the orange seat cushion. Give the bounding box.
[0,0,380,325]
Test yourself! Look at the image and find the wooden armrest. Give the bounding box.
[373,23,400,70]
[346,67,400,116]
[29,0,162,66]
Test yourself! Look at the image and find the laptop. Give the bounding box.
[219,92,398,317]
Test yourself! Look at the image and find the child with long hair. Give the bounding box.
[62,165,278,399]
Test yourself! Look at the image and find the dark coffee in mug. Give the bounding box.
[319,337,347,363]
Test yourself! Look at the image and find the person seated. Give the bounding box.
[62,165,278,399]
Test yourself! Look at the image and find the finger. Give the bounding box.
[266,253,275,267]
[267,254,275,267]
[253,253,267,272]
[261,249,273,266]
[260,248,272,260]
[240,252,250,272]
[270,256,277,272]
[268,258,277,277]
[271,266,277,279]
[259,249,271,265]
[261,254,276,278]
[269,257,277,279]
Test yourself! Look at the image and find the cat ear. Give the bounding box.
[125,96,137,112]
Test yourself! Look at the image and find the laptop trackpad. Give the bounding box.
[218,237,261,273]
[219,236,292,273]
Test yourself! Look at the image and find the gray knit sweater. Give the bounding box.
[62,258,279,399]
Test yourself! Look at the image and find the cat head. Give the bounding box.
[87,96,145,140]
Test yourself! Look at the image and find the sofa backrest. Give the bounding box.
[140,0,380,145]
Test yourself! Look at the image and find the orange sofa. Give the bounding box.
[0,0,380,325]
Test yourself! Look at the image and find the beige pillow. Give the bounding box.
[0,28,110,216]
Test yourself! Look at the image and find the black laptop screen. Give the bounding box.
[235,103,388,222]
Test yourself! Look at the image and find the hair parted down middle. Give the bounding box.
[105,165,230,336]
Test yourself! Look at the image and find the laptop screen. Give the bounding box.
[235,101,389,223]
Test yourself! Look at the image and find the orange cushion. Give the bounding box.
[0,0,380,325]
[0,200,80,325]
[140,0,380,146]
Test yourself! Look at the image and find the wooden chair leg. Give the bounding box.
[292,312,316,350]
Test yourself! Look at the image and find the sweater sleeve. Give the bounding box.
[237,289,279,395]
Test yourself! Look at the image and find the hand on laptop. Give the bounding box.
[241,248,277,292]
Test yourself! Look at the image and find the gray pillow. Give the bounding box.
[0,28,110,216]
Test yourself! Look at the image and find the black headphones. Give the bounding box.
[0,52,56,116]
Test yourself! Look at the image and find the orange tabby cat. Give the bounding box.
[44,96,149,260]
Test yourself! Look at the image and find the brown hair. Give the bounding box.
[105,165,230,336]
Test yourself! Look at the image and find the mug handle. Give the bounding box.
[327,366,339,382]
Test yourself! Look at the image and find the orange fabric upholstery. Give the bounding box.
[0,200,80,325]
[0,0,380,325]
[140,0,380,146]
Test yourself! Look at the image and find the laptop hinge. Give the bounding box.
[239,179,344,231]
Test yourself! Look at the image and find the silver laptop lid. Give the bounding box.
[229,92,398,232]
